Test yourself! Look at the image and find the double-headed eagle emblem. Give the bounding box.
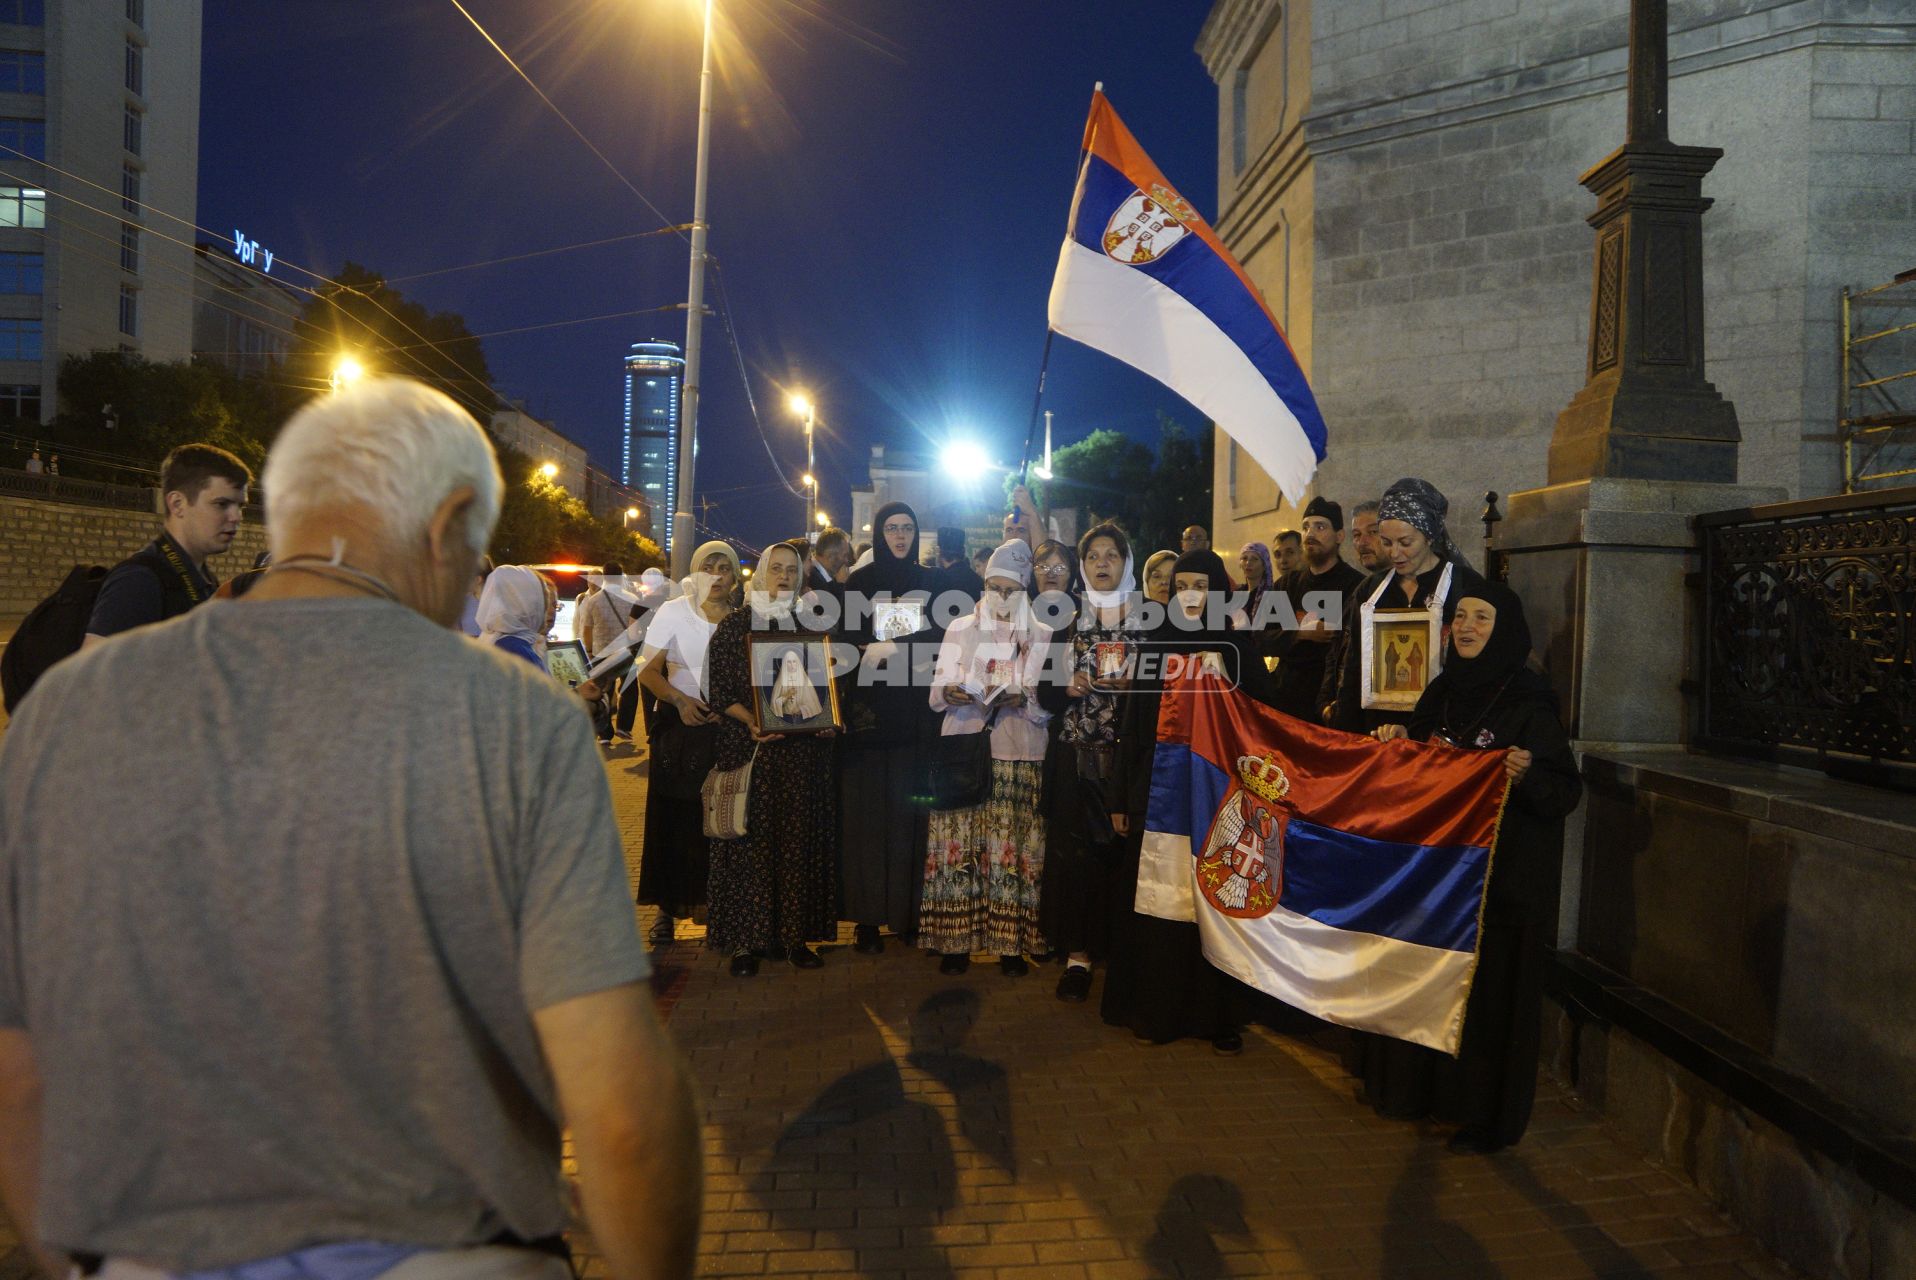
[1102,183,1196,265]
[1195,752,1291,919]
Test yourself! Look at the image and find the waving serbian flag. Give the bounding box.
[1136,675,1512,1054]
[1048,90,1326,504]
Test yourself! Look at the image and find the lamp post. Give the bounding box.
[670,0,717,578]
[624,506,640,530]
[790,392,816,531]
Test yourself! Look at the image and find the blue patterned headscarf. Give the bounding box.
[1377,478,1453,559]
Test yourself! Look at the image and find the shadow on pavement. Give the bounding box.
[1141,1173,1251,1279]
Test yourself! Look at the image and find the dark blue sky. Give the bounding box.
[199,0,1218,550]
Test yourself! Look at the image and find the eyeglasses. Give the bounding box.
[882,522,914,535]
[1035,562,1068,575]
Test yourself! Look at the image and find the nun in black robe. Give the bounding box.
[837,501,941,949]
[1358,581,1582,1152]
[1100,549,1276,1050]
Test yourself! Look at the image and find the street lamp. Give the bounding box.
[330,355,365,393]
[670,0,718,579]
[539,462,559,480]
[623,506,640,529]
[789,391,817,531]
[816,510,830,527]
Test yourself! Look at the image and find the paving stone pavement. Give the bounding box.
[595,741,1797,1280]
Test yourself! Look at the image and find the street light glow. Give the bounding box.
[940,440,995,479]
[802,473,815,488]
[816,510,831,527]
[788,392,813,417]
[539,462,558,480]
[330,356,365,392]
[625,506,640,520]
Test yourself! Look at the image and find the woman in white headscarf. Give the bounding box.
[921,540,1053,977]
[634,539,739,944]
[703,541,839,975]
[475,564,551,671]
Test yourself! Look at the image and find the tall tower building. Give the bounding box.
[0,0,202,424]
[623,339,682,551]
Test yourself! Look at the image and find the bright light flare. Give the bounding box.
[330,356,366,391]
[539,462,559,479]
[940,440,996,479]
[789,392,813,417]
[801,472,815,487]
[625,506,640,520]
[816,510,830,527]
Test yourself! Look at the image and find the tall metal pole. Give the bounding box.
[805,403,816,532]
[671,0,716,577]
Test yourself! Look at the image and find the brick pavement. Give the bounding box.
[598,743,1797,1280]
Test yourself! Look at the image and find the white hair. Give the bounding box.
[263,377,503,556]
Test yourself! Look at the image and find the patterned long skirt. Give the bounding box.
[918,759,1045,956]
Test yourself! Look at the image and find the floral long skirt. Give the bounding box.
[918,759,1045,956]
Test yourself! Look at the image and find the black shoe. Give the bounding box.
[939,952,971,975]
[853,924,884,955]
[1446,1127,1505,1155]
[647,916,676,946]
[1212,1031,1243,1056]
[728,950,759,978]
[1055,965,1092,1003]
[998,955,1028,977]
[790,944,823,969]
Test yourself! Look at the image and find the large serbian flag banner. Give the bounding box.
[1047,90,1326,504]
[1137,674,1512,1054]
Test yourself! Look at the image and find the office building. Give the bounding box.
[491,405,586,495]
[623,339,682,551]
[191,240,300,381]
[0,0,202,424]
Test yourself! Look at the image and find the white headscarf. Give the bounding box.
[747,543,801,622]
[1082,548,1137,611]
[979,540,1038,644]
[476,565,548,654]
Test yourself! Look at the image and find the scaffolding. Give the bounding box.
[1841,269,1916,493]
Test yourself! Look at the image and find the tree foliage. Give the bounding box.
[1008,414,1213,554]
[50,351,297,482]
[490,445,665,572]
[289,262,497,417]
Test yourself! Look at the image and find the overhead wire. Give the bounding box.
[441,0,686,241]
[381,227,692,284]
[708,255,806,501]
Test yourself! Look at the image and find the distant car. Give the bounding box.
[522,563,603,646]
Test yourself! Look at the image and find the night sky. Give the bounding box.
[198,1,1219,550]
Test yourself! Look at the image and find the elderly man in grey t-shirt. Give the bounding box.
[0,379,701,1280]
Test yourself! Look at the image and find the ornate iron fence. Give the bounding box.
[1697,486,1915,784]
[0,467,157,513]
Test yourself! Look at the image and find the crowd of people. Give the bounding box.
[565,471,1578,1158]
[0,374,1585,1280]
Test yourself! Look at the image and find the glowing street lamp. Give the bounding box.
[816,510,830,527]
[939,440,997,480]
[329,355,365,393]
[539,462,559,480]
[623,506,640,529]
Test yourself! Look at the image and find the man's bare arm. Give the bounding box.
[534,984,701,1280]
[0,1030,60,1278]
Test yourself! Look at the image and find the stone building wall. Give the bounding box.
[0,494,269,615]
[1203,0,1916,553]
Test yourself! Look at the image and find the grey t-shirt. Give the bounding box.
[0,598,651,1270]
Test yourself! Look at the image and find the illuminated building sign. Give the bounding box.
[232,229,274,273]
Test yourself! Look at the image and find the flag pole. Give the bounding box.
[1018,83,1104,491]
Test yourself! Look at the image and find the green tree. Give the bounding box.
[489,445,665,570]
[289,262,497,416]
[49,352,297,482]
[1138,414,1214,555]
[1005,415,1213,554]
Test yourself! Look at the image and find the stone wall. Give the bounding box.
[0,494,269,614]
[1203,0,1916,549]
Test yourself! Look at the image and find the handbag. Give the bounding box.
[926,705,1003,812]
[701,744,760,839]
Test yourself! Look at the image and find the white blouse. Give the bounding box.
[641,596,719,701]
[929,614,1053,762]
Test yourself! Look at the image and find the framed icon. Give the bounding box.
[872,599,925,642]
[1092,638,1132,682]
[546,639,592,689]
[1358,606,1443,712]
[748,633,843,734]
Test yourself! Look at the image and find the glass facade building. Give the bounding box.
[623,340,683,551]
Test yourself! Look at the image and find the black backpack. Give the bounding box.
[2,564,111,712]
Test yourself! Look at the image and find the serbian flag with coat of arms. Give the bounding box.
[1137,674,1513,1054]
[1048,91,1326,504]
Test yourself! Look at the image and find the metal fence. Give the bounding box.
[0,467,158,513]
[1696,486,1916,784]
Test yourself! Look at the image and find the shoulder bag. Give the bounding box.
[701,743,759,839]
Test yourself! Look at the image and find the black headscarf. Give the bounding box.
[1377,477,1453,560]
[851,500,926,597]
[1172,548,1231,595]
[1409,581,1534,741]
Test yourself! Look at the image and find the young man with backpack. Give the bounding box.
[1,445,254,713]
[84,444,253,646]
